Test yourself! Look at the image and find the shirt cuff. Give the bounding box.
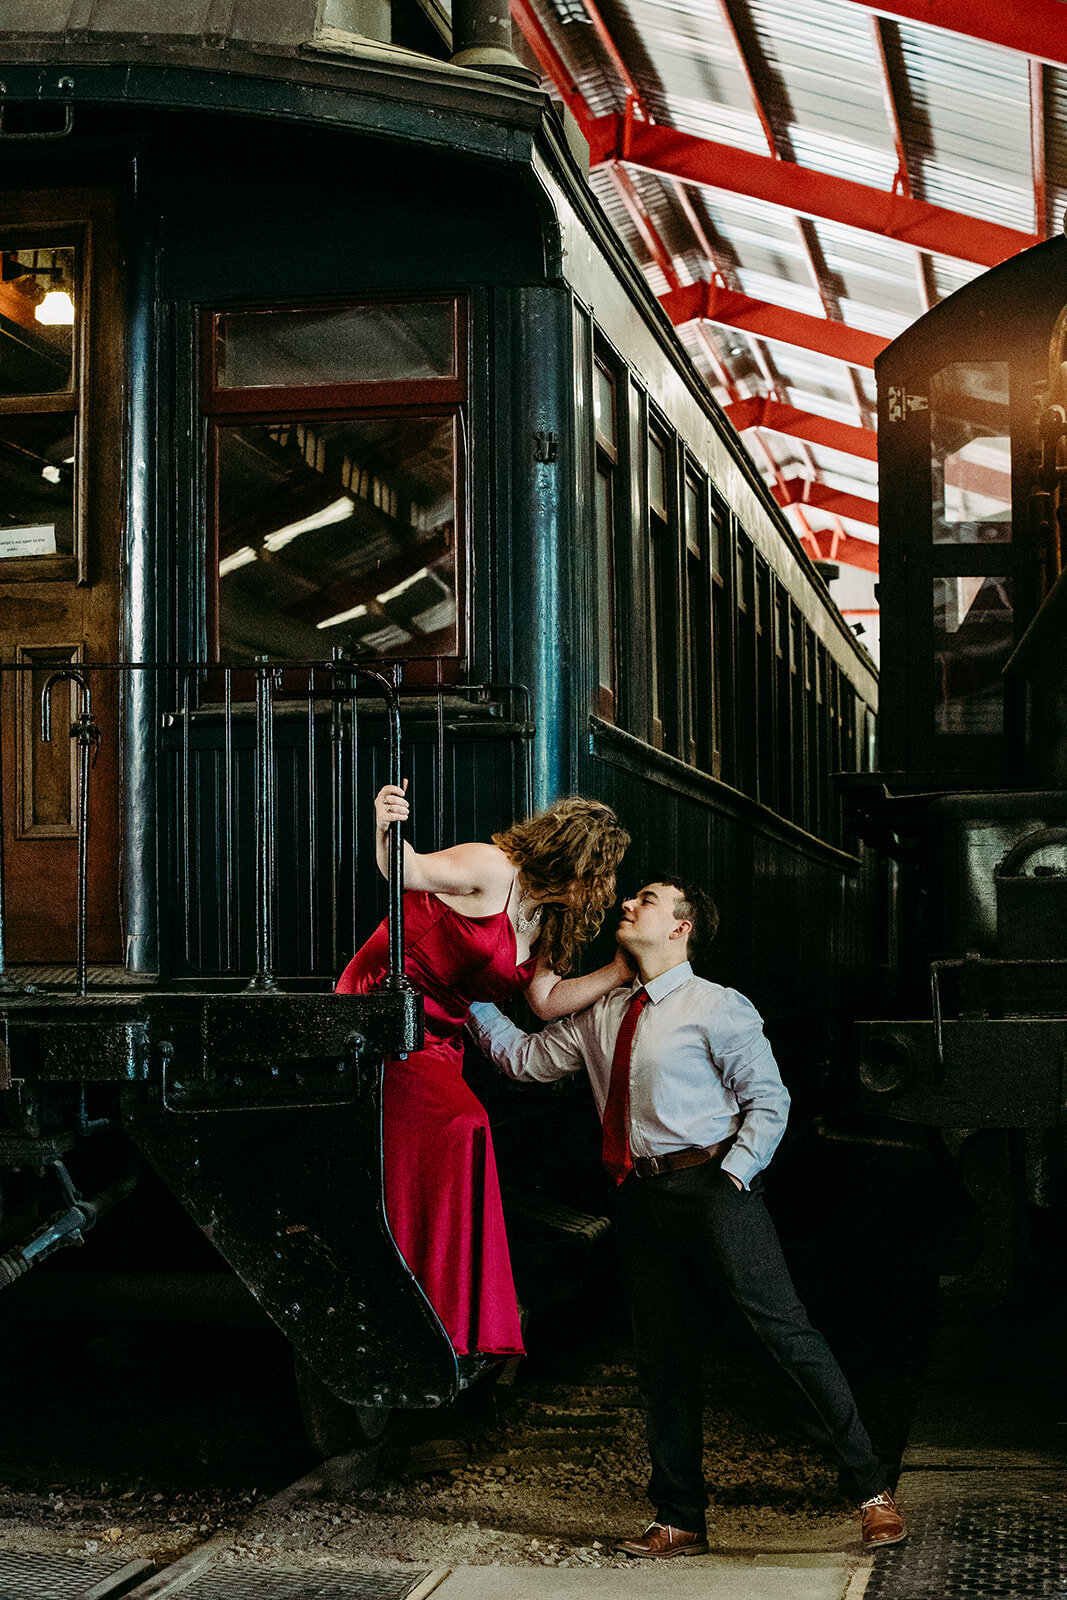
[721,1150,760,1191]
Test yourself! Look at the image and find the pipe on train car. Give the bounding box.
[449,0,538,82]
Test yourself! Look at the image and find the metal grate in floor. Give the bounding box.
[3,965,158,990]
[0,1550,138,1599]
[181,1565,433,1600]
[865,1474,1067,1600]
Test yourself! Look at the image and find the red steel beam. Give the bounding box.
[510,0,595,131]
[575,0,650,116]
[839,1,1067,70]
[785,514,880,573]
[586,117,1038,266]
[1030,59,1049,239]
[609,164,682,291]
[660,281,888,368]
[726,397,878,462]
[772,476,879,529]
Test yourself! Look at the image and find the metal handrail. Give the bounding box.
[0,659,531,992]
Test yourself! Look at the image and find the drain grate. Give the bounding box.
[0,1550,137,1599]
[181,1566,433,1600]
[865,1474,1067,1600]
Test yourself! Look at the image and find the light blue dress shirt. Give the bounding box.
[468,960,790,1191]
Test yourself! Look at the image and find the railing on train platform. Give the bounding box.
[0,657,533,991]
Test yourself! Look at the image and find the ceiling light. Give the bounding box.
[377,567,429,603]
[547,0,591,21]
[219,545,257,577]
[316,602,368,630]
[35,290,74,326]
[264,495,353,553]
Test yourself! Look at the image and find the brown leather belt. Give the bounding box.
[631,1138,731,1179]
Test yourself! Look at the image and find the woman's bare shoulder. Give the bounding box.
[418,840,513,902]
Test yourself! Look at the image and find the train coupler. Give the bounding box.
[0,1162,137,1292]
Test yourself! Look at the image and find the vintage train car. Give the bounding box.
[849,232,1067,1296]
[0,3,879,1436]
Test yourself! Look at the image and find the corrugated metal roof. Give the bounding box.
[747,0,899,186]
[616,0,772,150]
[895,21,1035,232]
[515,0,1059,652]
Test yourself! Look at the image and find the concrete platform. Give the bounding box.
[426,1552,866,1600]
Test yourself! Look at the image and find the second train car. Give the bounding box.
[849,229,1067,1297]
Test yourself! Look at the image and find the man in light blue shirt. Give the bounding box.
[468,875,906,1558]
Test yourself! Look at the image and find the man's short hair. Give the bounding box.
[649,874,720,957]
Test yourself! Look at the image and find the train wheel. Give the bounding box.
[293,1355,392,1456]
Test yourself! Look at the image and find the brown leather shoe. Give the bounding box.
[616,1521,709,1559]
[860,1490,907,1548]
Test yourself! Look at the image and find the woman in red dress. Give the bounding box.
[337,784,631,1358]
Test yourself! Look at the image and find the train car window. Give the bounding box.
[930,362,1012,544]
[205,297,465,664]
[214,301,458,387]
[775,585,791,817]
[790,606,805,822]
[648,426,680,754]
[813,642,828,836]
[734,532,756,795]
[647,430,664,746]
[755,556,775,806]
[0,243,79,570]
[804,633,819,832]
[710,499,728,779]
[594,361,617,447]
[684,469,712,771]
[933,574,1013,735]
[593,357,618,719]
[214,416,458,660]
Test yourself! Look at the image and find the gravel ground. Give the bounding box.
[0,1156,934,1579]
[0,1297,897,1576]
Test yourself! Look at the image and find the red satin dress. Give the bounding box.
[336,889,532,1356]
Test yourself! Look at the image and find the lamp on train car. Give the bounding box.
[35,290,74,326]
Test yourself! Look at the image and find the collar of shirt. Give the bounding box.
[631,960,694,1006]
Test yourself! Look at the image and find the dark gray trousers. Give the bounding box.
[616,1160,885,1532]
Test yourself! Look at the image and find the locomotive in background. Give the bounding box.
[848,234,1067,1297]
[0,1,880,1441]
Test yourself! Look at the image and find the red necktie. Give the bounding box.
[602,989,649,1185]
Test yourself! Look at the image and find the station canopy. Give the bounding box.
[509,0,1065,654]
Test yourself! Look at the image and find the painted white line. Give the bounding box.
[843,1559,874,1599]
[406,1570,453,1600]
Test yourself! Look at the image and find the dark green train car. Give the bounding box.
[850,234,1067,1297]
[0,3,879,1434]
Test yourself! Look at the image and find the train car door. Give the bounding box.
[0,190,123,965]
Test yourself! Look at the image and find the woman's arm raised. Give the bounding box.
[525,947,635,1021]
[374,784,514,907]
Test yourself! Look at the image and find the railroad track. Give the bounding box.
[0,1453,449,1600]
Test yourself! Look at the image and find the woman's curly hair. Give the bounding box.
[493,797,630,975]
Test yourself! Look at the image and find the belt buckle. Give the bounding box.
[647,1154,665,1176]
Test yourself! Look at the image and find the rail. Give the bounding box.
[0,657,533,989]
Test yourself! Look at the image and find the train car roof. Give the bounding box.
[875,233,1067,380]
[0,2,546,134]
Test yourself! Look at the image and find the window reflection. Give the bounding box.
[215,301,456,388]
[593,363,615,445]
[931,362,1012,543]
[933,575,1012,735]
[0,415,76,558]
[0,246,75,396]
[217,416,457,659]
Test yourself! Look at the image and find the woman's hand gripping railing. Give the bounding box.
[41,669,101,997]
[335,653,415,998]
